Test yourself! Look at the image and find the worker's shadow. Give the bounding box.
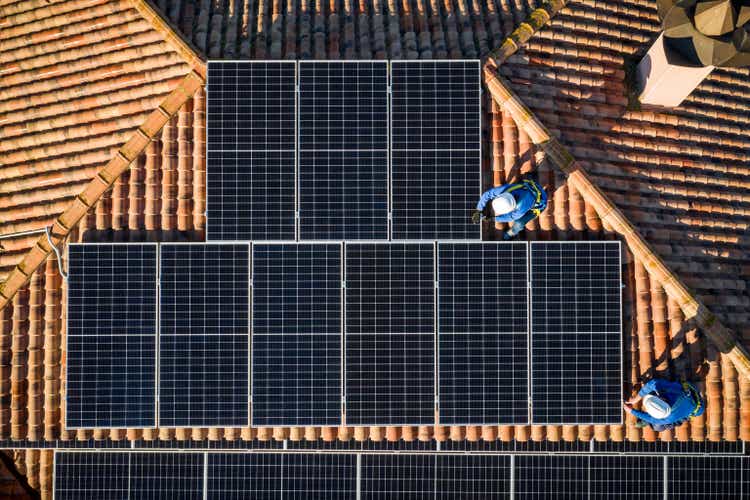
[637,320,709,388]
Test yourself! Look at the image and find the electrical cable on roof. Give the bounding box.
[45,225,68,282]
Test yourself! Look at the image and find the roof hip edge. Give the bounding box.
[480,2,750,381]
[127,0,207,79]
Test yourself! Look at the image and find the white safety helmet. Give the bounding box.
[491,193,516,215]
[643,394,671,419]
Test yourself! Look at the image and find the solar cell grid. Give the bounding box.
[207,453,356,500]
[298,61,389,240]
[530,241,622,425]
[437,242,529,425]
[129,453,204,500]
[589,455,663,499]
[206,61,296,241]
[344,243,435,425]
[667,456,747,498]
[390,60,481,240]
[66,244,157,429]
[54,452,130,500]
[515,455,589,499]
[251,243,342,426]
[159,244,249,427]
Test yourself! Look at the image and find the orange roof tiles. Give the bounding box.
[1,0,750,498]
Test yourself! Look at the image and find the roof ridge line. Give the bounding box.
[481,4,750,382]
[0,70,205,312]
[128,0,207,79]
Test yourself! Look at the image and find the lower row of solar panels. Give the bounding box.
[54,452,749,499]
[66,241,621,429]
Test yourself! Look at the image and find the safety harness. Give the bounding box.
[682,381,704,417]
[506,180,547,215]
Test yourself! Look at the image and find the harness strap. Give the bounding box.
[506,181,545,215]
[682,382,703,417]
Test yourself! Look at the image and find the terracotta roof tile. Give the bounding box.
[2,0,750,496]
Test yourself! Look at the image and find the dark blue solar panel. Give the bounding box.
[251,243,342,426]
[437,242,528,425]
[55,452,130,500]
[159,244,249,427]
[54,452,204,500]
[298,61,388,240]
[66,244,157,428]
[515,455,589,499]
[667,456,748,498]
[344,243,435,426]
[206,150,296,241]
[390,61,481,240]
[530,241,622,424]
[206,61,296,241]
[361,454,510,499]
[590,455,663,499]
[129,453,204,500]
[207,453,356,500]
[207,61,295,151]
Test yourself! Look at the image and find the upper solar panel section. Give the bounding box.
[390,60,481,240]
[206,60,481,242]
[206,62,297,241]
[207,62,296,150]
[298,62,389,240]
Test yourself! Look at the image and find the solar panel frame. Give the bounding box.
[437,241,530,426]
[344,242,436,426]
[65,243,158,430]
[298,61,389,240]
[251,242,343,427]
[389,60,482,241]
[529,241,623,425]
[206,61,297,242]
[667,456,748,498]
[158,243,250,428]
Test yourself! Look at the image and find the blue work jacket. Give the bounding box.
[476,180,548,223]
[631,379,704,427]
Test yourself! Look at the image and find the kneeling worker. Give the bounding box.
[623,378,704,432]
[471,178,547,240]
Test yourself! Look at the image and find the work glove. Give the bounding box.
[471,210,483,225]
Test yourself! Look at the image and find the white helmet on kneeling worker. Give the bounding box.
[490,193,516,215]
[643,394,672,419]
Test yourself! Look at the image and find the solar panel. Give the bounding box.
[206,61,296,241]
[251,243,342,426]
[66,244,157,429]
[55,452,204,500]
[344,243,435,425]
[360,454,510,499]
[298,62,388,240]
[207,453,356,500]
[159,244,249,427]
[129,452,204,499]
[590,455,663,499]
[667,456,748,498]
[55,452,129,500]
[529,241,622,424]
[515,455,589,499]
[437,242,529,425]
[390,60,481,240]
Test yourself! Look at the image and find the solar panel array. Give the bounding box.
[159,244,249,427]
[66,244,157,429]
[251,243,342,426]
[390,61,481,240]
[437,242,529,425]
[207,61,297,240]
[207,60,481,242]
[530,241,622,424]
[59,452,741,498]
[345,243,435,425]
[298,62,389,240]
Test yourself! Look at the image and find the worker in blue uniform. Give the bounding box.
[471,178,548,240]
[623,378,704,432]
